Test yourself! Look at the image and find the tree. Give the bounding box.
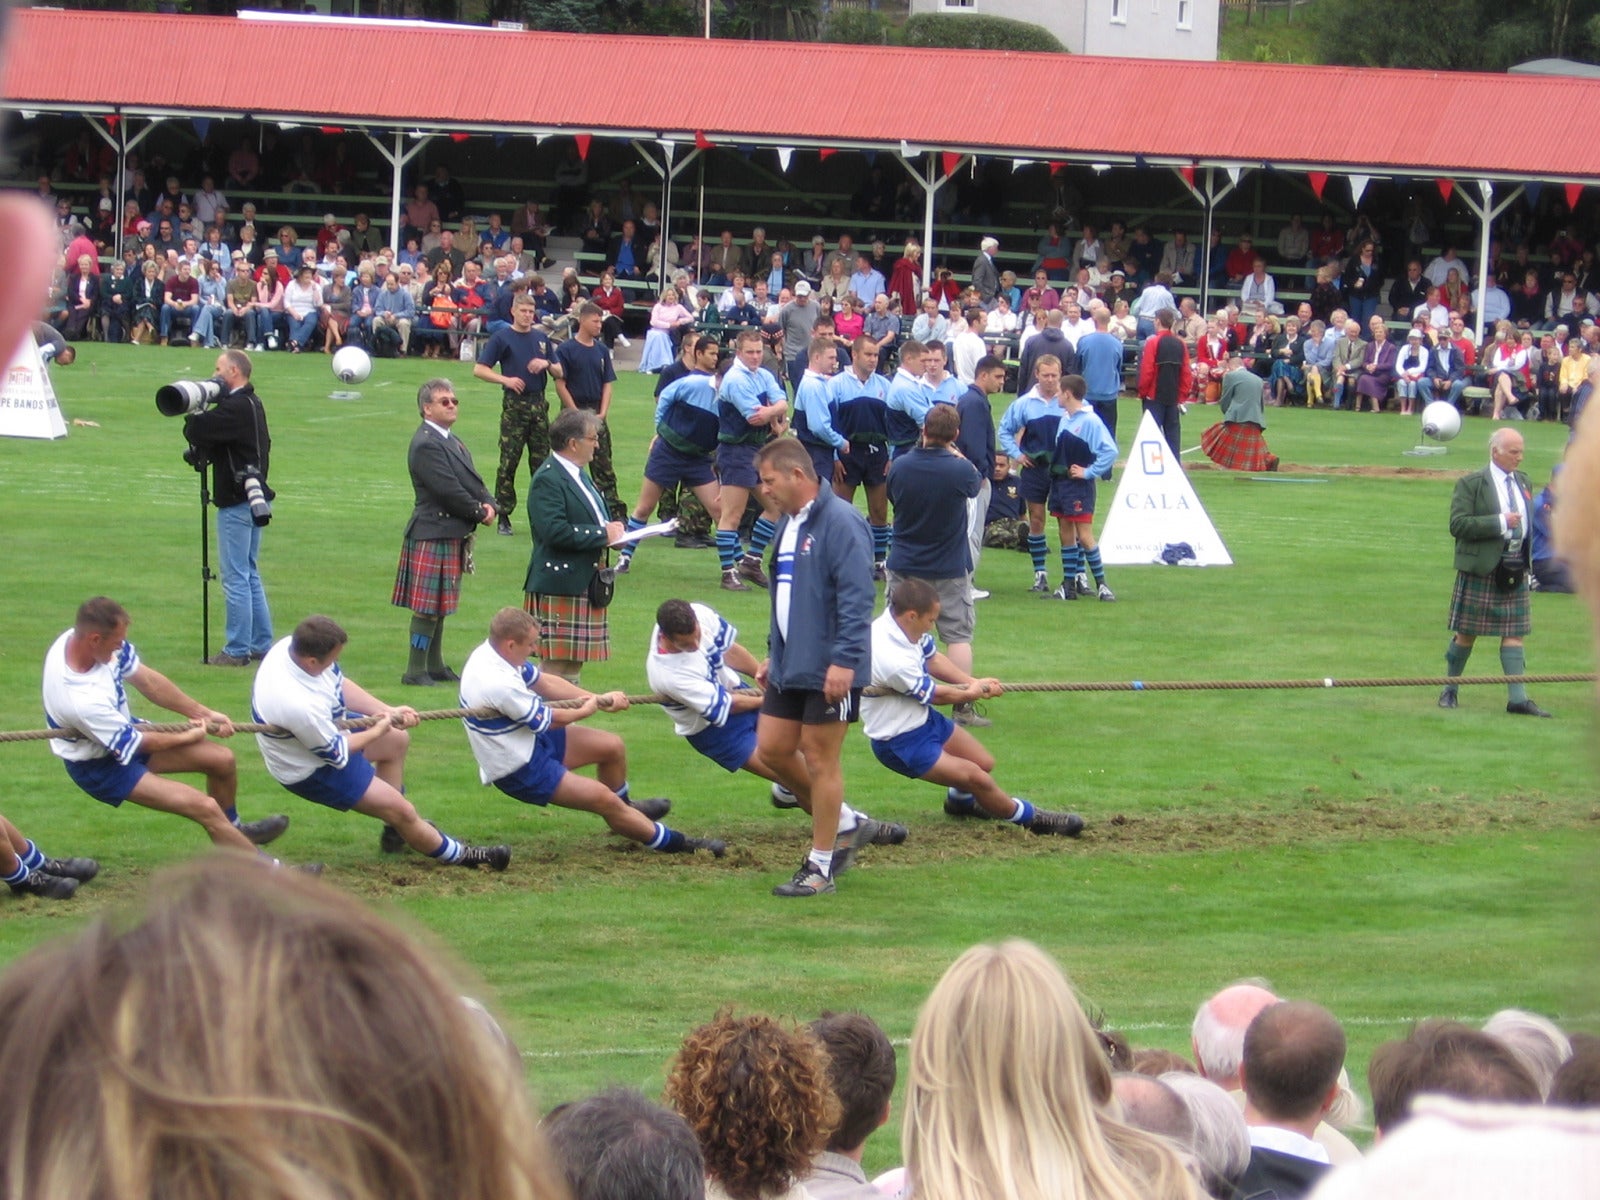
[716,0,820,41]
[901,12,1066,53]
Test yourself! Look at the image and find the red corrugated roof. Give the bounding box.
[3,9,1598,182]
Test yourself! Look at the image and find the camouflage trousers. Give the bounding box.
[983,517,1032,550]
[590,416,624,521]
[495,392,551,518]
[655,485,713,538]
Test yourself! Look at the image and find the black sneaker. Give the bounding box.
[380,823,407,854]
[1049,580,1079,601]
[9,871,77,900]
[497,515,514,536]
[1027,809,1086,837]
[673,835,727,857]
[833,816,908,875]
[872,562,888,583]
[457,843,512,870]
[238,814,289,846]
[41,856,99,881]
[629,796,673,821]
[1438,686,1459,709]
[1029,571,1050,594]
[772,859,834,897]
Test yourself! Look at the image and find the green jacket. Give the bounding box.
[1450,465,1531,576]
[523,454,610,596]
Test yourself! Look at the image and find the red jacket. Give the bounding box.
[1138,332,1193,403]
[591,285,624,319]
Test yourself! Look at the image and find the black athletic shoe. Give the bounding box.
[9,871,77,900]
[497,515,514,536]
[832,816,909,876]
[41,856,99,881]
[1049,580,1079,601]
[772,859,834,897]
[457,843,512,871]
[1027,809,1086,837]
[238,814,289,846]
[674,836,727,857]
[737,554,769,589]
[770,783,800,809]
[629,796,673,821]
[1438,686,1459,709]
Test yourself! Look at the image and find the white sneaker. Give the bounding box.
[617,335,631,348]
[188,332,200,345]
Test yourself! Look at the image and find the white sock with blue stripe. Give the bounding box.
[426,832,464,863]
[2,861,28,886]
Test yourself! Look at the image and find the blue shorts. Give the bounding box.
[492,728,569,806]
[838,441,888,489]
[284,751,377,811]
[1019,464,1051,505]
[1048,477,1097,520]
[717,441,763,489]
[870,710,955,780]
[65,751,152,806]
[645,440,717,490]
[687,709,758,773]
[801,442,837,485]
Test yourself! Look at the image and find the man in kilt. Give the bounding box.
[1201,354,1280,473]
[1439,427,1550,717]
[393,379,496,687]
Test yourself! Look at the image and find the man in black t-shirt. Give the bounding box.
[473,294,554,536]
[552,303,622,519]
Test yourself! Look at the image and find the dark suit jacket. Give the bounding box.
[1237,1146,1330,1200]
[403,423,491,542]
[970,252,1000,303]
[1426,343,1467,382]
[1451,464,1531,576]
[524,453,611,596]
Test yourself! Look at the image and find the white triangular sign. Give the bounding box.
[1226,166,1242,187]
[1012,158,1035,172]
[1349,174,1370,207]
[777,147,793,171]
[1097,410,1229,566]
[0,335,67,440]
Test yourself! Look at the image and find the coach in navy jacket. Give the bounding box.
[764,459,874,693]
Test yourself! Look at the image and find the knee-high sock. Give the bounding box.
[427,616,448,673]
[749,516,778,558]
[871,523,890,564]
[618,515,646,560]
[716,529,742,572]
[408,614,433,676]
[1059,543,1083,584]
[1027,533,1048,575]
[1445,639,1472,679]
[1084,546,1105,584]
[1500,643,1528,704]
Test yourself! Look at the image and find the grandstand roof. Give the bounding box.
[4,8,1598,184]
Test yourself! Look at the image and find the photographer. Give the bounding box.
[184,350,274,667]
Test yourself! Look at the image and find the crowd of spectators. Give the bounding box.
[7,861,1593,1200]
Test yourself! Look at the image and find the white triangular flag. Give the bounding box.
[1096,410,1230,566]
[1226,166,1242,187]
[1348,174,1370,207]
[1012,158,1034,172]
[0,334,68,441]
[777,147,793,171]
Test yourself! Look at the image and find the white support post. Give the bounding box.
[893,149,968,298]
[1460,179,1524,349]
[365,130,432,255]
[632,139,703,293]
[1173,165,1243,316]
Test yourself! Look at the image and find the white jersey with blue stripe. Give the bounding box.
[862,610,937,741]
[647,603,742,738]
[251,637,352,785]
[459,639,555,784]
[42,630,144,763]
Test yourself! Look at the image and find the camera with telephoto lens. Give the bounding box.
[238,467,271,527]
[155,376,225,417]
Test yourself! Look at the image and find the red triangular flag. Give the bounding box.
[575,133,592,160]
[941,151,961,177]
[104,114,120,131]
[1308,171,1328,199]
[1437,178,1454,204]
[1048,160,1064,172]
[450,132,470,143]
[694,130,715,150]
[1179,163,1196,189]
[1566,182,1582,211]
[818,148,836,161]
[319,125,345,136]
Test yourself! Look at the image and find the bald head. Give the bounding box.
[1114,1073,1196,1143]
[1193,983,1279,1087]
[1242,1002,1347,1127]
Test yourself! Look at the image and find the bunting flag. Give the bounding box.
[1179,163,1196,189]
[493,133,509,148]
[1566,182,1583,211]
[1437,178,1454,204]
[736,145,754,159]
[104,114,120,131]
[1048,160,1064,172]
[864,150,876,166]
[694,130,715,150]
[941,151,961,177]
[535,133,550,145]
[575,133,592,160]
[1523,180,1542,206]
[1308,171,1328,199]
[658,139,677,164]
[450,132,470,143]
[777,147,793,171]
[193,117,211,142]
[1348,174,1370,207]
[1226,166,1242,187]
[1134,154,1149,170]
[319,125,345,136]
[818,148,836,161]
[1012,158,1035,172]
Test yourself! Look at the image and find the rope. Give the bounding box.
[5,673,1588,746]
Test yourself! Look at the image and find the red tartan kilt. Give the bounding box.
[1200,421,1275,472]
[526,591,610,662]
[391,538,465,616]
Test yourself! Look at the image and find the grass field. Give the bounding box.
[0,341,1594,1167]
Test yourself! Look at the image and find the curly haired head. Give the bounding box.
[664,1011,839,1200]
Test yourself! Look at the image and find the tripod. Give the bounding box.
[197,465,216,663]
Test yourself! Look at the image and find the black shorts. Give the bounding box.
[838,442,888,489]
[1019,463,1051,505]
[760,683,862,725]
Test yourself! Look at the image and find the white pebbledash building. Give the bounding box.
[911,0,1219,60]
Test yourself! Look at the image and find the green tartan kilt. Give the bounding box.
[1448,569,1530,638]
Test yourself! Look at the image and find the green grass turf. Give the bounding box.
[0,342,1594,1162]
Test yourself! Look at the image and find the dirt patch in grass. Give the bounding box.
[1188,461,1462,479]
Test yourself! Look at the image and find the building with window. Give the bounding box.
[910,0,1218,60]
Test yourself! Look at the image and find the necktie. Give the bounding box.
[1505,474,1522,553]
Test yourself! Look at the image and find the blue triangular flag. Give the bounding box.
[192,117,211,143]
